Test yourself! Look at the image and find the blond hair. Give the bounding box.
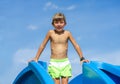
[52,13,66,25]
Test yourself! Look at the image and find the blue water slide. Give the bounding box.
[13,61,120,84]
[13,61,54,84]
[69,61,120,84]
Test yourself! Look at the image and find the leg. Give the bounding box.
[61,77,68,84]
[54,78,60,84]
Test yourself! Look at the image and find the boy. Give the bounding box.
[31,13,89,84]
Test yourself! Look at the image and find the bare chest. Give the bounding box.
[50,33,68,43]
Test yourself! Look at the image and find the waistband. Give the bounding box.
[50,58,69,62]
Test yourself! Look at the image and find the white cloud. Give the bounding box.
[84,49,120,65]
[99,51,120,65]
[12,43,51,65]
[43,2,76,11]
[12,47,51,68]
[13,48,37,64]
[43,2,58,10]
[27,24,38,30]
[66,5,76,10]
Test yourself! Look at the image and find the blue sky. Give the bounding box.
[0,0,120,84]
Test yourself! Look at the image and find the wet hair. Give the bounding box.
[52,13,66,25]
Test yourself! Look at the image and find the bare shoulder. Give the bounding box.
[65,30,70,33]
[48,30,54,33]
[64,30,72,36]
[47,30,54,34]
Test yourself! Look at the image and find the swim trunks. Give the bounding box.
[48,58,72,78]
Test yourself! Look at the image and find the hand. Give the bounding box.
[82,59,89,63]
[80,57,89,64]
[80,57,89,62]
[80,59,89,65]
[28,58,38,63]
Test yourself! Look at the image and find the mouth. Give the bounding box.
[56,28,63,31]
[55,27,63,32]
[57,26,63,29]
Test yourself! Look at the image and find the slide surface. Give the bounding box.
[13,61,120,84]
[69,61,120,84]
[13,61,54,84]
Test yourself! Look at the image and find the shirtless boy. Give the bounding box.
[31,13,89,84]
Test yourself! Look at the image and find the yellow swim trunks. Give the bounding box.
[48,58,72,78]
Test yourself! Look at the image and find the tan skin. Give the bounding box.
[31,19,89,84]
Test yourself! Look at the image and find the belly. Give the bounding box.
[51,45,68,58]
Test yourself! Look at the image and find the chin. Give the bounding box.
[56,29,62,31]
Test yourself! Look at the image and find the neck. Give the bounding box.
[54,29,64,34]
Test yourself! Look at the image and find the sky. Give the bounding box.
[0,0,120,84]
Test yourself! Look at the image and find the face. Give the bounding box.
[53,19,66,32]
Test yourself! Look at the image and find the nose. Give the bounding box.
[57,22,61,25]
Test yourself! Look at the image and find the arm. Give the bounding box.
[33,31,51,62]
[68,32,88,62]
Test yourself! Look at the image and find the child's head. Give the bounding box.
[52,13,66,26]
